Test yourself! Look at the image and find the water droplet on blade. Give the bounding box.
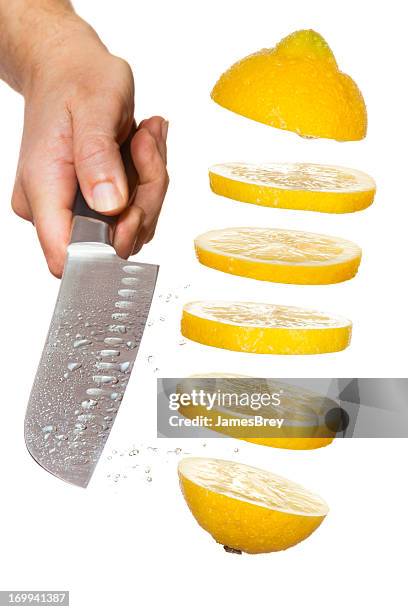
[123,265,142,274]
[73,338,92,349]
[118,289,137,298]
[121,277,139,286]
[67,362,82,372]
[104,337,123,346]
[99,349,120,357]
[92,375,118,385]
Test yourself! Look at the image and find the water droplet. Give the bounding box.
[146,476,152,483]
[129,448,139,456]
[99,349,120,357]
[119,361,131,373]
[126,341,137,349]
[73,338,92,349]
[145,467,151,473]
[121,277,139,286]
[178,340,187,346]
[42,425,54,433]
[77,414,95,423]
[233,448,239,453]
[123,265,142,274]
[110,392,123,401]
[108,324,127,333]
[67,362,81,372]
[115,301,134,309]
[97,362,119,372]
[93,375,118,384]
[112,313,129,322]
[63,372,69,379]
[81,399,98,409]
[147,355,155,364]
[118,289,137,298]
[104,337,123,346]
[86,388,106,398]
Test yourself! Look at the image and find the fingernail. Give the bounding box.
[161,120,169,142]
[91,182,123,213]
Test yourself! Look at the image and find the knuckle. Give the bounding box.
[11,182,30,220]
[75,135,119,167]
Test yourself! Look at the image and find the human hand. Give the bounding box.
[11,16,169,277]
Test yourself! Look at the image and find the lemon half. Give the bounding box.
[211,29,367,141]
[181,301,352,354]
[178,457,329,553]
[209,162,375,213]
[195,227,362,284]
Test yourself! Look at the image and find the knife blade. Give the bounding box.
[24,188,158,487]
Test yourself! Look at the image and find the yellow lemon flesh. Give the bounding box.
[178,374,338,450]
[178,457,329,553]
[181,301,352,355]
[195,227,362,284]
[211,29,367,141]
[209,162,375,213]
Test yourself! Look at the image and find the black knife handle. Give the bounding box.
[73,188,119,225]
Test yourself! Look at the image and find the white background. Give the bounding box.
[0,0,407,610]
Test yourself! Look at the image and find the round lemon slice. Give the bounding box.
[178,457,329,553]
[178,374,339,450]
[211,29,367,141]
[195,227,362,284]
[209,162,375,213]
[181,301,352,354]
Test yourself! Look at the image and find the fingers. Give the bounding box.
[72,99,131,216]
[20,158,77,277]
[113,116,169,258]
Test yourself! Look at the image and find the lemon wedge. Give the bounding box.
[209,162,375,213]
[181,301,352,354]
[195,227,362,284]
[211,29,367,141]
[178,457,329,553]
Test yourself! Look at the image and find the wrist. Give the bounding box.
[19,13,104,96]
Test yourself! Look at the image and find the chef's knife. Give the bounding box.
[24,169,158,487]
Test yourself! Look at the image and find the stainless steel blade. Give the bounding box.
[24,219,158,487]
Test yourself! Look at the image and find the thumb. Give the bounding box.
[72,106,129,215]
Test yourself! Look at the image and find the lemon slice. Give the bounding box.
[195,227,362,284]
[178,457,328,553]
[181,301,352,354]
[178,374,339,450]
[209,162,376,213]
[211,29,367,141]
